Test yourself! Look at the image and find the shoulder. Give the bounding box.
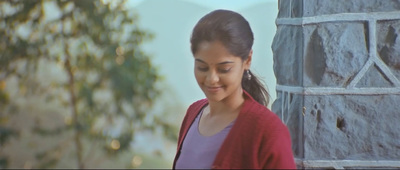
[182,98,208,121]
[186,98,208,113]
[178,98,208,138]
[242,100,288,134]
[189,98,208,108]
[244,100,281,124]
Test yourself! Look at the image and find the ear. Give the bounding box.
[244,49,252,70]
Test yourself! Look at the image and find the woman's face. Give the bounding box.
[194,41,251,102]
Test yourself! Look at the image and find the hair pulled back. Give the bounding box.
[190,9,270,107]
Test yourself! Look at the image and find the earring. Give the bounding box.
[246,70,251,80]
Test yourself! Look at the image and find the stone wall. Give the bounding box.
[272,0,400,168]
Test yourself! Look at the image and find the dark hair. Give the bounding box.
[190,9,270,107]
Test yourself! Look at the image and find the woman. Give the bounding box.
[173,9,296,169]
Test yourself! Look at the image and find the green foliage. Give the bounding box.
[0,127,18,146]
[0,89,9,105]
[0,157,8,169]
[0,0,177,168]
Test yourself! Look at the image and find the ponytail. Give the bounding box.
[242,70,270,107]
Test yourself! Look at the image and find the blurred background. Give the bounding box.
[0,0,278,168]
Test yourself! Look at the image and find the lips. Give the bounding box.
[206,86,223,93]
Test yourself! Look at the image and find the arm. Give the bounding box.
[260,122,296,169]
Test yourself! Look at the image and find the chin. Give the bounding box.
[205,95,225,102]
[202,90,225,102]
[205,92,229,102]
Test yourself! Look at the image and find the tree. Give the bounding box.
[0,0,178,168]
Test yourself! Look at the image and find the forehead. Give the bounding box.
[194,41,241,64]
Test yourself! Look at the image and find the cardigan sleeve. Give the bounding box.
[176,110,189,149]
[260,120,296,169]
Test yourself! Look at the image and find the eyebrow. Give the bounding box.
[195,59,234,65]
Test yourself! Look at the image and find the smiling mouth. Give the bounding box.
[206,86,223,93]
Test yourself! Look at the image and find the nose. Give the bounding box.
[205,70,219,85]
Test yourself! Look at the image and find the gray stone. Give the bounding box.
[377,20,400,81]
[356,64,394,87]
[272,25,304,86]
[277,0,304,18]
[272,92,304,157]
[277,0,291,18]
[303,0,400,17]
[273,0,400,168]
[291,0,303,18]
[303,95,400,160]
[303,23,369,87]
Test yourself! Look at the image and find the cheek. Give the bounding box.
[227,70,244,86]
[194,70,204,84]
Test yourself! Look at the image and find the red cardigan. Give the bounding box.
[173,91,296,169]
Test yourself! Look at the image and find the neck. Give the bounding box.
[207,88,245,116]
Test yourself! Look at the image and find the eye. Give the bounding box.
[197,67,208,72]
[218,67,232,73]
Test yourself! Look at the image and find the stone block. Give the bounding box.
[377,19,400,81]
[272,92,304,157]
[273,1,400,167]
[291,0,303,18]
[277,0,291,18]
[303,95,400,160]
[272,25,304,86]
[303,22,369,87]
[356,64,394,87]
[278,0,304,18]
[303,0,400,17]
